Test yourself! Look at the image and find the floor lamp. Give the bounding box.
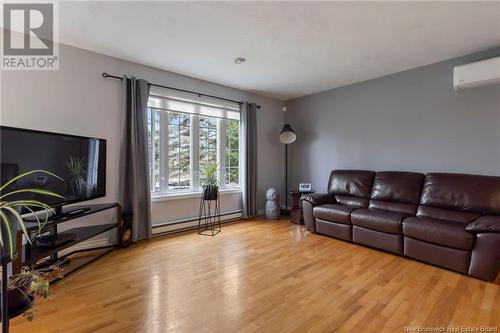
[279,124,296,214]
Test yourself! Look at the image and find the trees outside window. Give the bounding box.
[147,107,240,195]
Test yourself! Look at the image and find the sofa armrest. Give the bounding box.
[469,233,500,281]
[301,193,335,206]
[466,215,500,233]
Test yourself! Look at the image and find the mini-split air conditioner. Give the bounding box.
[453,56,500,90]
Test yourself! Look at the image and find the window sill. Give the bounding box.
[151,189,242,202]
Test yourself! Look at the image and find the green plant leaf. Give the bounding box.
[0,169,63,257]
[0,221,4,248]
[2,206,32,245]
[10,201,54,216]
[0,210,14,258]
[19,205,42,234]
[0,188,65,200]
[7,201,53,234]
[0,169,63,192]
[199,163,223,188]
[6,200,55,210]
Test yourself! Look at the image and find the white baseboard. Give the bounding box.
[152,211,242,235]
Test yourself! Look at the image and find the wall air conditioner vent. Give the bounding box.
[453,56,500,90]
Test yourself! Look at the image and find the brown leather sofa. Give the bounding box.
[302,170,500,281]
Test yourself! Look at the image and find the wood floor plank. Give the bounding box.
[11,219,500,333]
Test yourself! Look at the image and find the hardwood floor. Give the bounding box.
[11,219,500,333]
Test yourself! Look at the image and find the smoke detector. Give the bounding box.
[234,57,246,64]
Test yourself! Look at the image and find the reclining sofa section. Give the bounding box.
[302,170,500,281]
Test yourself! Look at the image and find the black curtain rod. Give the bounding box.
[102,72,260,108]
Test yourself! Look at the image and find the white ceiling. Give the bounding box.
[42,2,500,99]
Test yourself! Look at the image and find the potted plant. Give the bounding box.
[6,268,57,321]
[199,163,222,201]
[0,170,63,322]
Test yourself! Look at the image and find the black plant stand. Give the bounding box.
[197,196,221,236]
[0,251,16,333]
[1,254,9,333]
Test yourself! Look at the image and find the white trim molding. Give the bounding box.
[151,188,241,202]
[152,210,242,235]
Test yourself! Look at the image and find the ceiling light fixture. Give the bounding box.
[234,57,246,64]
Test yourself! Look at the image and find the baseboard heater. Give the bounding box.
[152,210,242,236]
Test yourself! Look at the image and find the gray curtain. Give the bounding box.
[241,102,257,218]
[120,75,152,241]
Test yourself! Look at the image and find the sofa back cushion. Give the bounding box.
[328,170,375,208]
[369,171,424,214]
[371,171,425,203]
[420,173,500,215]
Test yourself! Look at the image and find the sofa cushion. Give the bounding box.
[351,208,409,235]
[335,195,369,208]
[369,200,416,215]
[420,173,500,215]
[353,226,403,254]
[328,170,375,198]
[313,204,357,224]
[402,217,474,250]
[371,171,425,204]
[316,219,352,241]
[417,205,479,224]
[404,237,470,274]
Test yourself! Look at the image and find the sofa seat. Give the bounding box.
[313,204,357,224]
[403,217,474,250]
[351,208,409,235]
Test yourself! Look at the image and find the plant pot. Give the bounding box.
[0,273,35,321]
[0,288,34,321]
[203,185,219,201]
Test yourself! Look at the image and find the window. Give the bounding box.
[199,116,217,172]
[147,88,241,196]
[224,119,239,186]
[147,110,160,193]
[167,112,190,190]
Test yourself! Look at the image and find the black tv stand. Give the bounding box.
[65,207,90,216]
[26,206,92,223]
[15,203,122,284]
[34,256,71,273]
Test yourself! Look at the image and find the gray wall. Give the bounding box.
[285,47,500,193]
[1,40,285,238]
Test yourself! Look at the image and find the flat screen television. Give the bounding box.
[0,126,106,213]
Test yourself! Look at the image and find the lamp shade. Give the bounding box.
[279,124,296,144]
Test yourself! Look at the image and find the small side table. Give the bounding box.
[290,190,314,225]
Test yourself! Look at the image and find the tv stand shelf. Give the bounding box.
[15,203,122,284]
[23,203,119,231]
[25,223,117,265]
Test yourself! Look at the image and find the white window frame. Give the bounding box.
[221,118,241,189]
[148,105,241,197]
